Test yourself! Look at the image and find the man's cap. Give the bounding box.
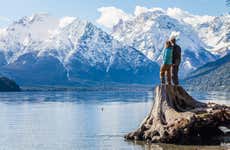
[169,31,180,41]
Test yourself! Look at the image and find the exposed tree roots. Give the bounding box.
[125,85,230,145]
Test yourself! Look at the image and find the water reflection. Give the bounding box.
[0,89,229,150]
[128,141,230,150]
[188,90,230,105]
[0,90,153,104]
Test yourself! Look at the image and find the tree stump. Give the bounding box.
[125,85,230,144]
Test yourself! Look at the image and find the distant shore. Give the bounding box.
[20,84,155,92]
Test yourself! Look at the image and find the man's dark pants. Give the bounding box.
[172,65,179,85]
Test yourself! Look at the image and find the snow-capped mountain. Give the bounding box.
[167,8,230,56]
[0,13,159,86]
[111,7,216,76]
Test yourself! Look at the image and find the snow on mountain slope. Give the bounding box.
[166,8,230,56]
[0,13,80,64]
[111,6,216,75]
[0,13,159,85]
[192,15,230,56]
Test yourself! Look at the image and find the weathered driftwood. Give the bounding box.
[125,85,230,144]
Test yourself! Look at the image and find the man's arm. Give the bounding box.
[176,46,181,66]
[174,46,181,66]
[172,46,177,66]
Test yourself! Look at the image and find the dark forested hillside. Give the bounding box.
[0,77,21,91]
[184,54,230,91]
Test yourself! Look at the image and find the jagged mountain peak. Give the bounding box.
[0,14,160,85]
[29,12,50,23]
[111,7,216,76]
[10,13,56,27]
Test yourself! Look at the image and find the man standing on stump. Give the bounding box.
[171,36,181,85]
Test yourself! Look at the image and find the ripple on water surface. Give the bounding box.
[0,90,229,150]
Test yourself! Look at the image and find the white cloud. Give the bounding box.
[96,7,131,29]
[96,6,166,29]
[96,5,214,30]
[166,8,214,25]
[134,6,165,16]
[0,16,10,28]
[0,16,10,22]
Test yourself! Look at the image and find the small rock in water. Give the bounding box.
[219,126,230,134]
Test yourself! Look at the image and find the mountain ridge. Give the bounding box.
[111,7,217,76]
[184,53,230,91]
[0,13,160,86]
[0,9,229,86]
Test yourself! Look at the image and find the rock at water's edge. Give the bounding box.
[125,85,230,145]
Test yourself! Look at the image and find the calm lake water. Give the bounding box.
[0,88,229,150]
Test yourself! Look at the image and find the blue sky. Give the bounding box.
[0,0,229,27]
